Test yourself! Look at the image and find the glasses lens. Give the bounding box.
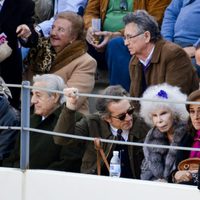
[118,113,127,121]
[127,108,134,115]
[117,107,134,121]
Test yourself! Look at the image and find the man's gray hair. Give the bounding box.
[140,83,189,126]
[96,85,130,118]
[123,10,161,43]
[33,74,65,104]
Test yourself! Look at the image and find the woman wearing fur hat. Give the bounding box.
[173,89,200,186]
[140,83,189,182]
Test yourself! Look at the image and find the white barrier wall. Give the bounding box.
[0,168,22,200]
[0,168,199,200]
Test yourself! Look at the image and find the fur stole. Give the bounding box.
[24,37,56,73]
[141,121,188,181]
[50,40,87,73]
[24,38,87,74]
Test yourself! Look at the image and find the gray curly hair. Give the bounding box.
[140,83,189,126]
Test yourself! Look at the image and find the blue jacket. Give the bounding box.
[161,0,200,45]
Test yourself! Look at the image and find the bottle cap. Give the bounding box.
[113,151,119,155]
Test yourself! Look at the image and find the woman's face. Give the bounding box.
[151,107,174,133]
[189,98,200,130]
[50,18,74,53]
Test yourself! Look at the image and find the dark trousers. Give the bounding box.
[87,37,131,92]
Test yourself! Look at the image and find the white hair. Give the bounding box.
[33,74,66,104]
[140,83,189,126]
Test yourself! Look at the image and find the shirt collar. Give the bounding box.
[110,125,129,141]
[139,46,155,67]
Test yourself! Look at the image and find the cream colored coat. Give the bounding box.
[53,53,97,115]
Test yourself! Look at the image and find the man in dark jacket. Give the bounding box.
[0,77,19,166]
[3,74,83,172]
[54,85,150,179]
[0,0,38,109]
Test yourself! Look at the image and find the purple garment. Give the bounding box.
[190,130,200,158]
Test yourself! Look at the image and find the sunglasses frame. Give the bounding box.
[111,107,134,121]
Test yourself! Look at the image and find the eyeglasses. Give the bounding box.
[111,107,134,121]
[124,32,144,41]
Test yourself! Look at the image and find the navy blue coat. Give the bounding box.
[0,96,19,162]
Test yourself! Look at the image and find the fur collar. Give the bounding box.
[141,121,188,180]
[51,40,87,72]
[24,38,87,74]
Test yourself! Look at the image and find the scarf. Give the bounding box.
[24,38,87,74]
[190,130,200,158]
[50,39,87,73]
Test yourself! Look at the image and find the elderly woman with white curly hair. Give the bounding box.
[139,83,189,182]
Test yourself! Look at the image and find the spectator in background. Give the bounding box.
[54,85,150,178]
[0,0,38,109]
[33,0,54,24]
[24,11,97,115]
[161,0,200,76]
[3,74,84,172]
[35,0,88,37]
[22,0,88,60]
[123,10,198,109]
[140,83,188,182]
[0,76,20,166]
[84,0,171,91]
[173,89,200,185]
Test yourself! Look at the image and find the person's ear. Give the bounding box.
[143,31,151,43]
[51,93,60,104]
[102,115,112,123]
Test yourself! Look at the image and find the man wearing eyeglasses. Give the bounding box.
[123,10,199,109]
[84,0,171,91]
[54,85,150,178]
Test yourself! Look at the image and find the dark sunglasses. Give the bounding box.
[111,107,134,121]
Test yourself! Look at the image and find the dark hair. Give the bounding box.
[186,89,200,111]
[56,11,85,40]
[96,85,129,118]
[123,10,161,43]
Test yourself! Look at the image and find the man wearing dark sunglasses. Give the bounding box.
[54,85,150,179]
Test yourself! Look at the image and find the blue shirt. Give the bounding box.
[161,0,200,45]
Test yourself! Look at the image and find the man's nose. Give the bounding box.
[31,95,37,104]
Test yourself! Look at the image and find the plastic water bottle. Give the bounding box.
[109,151,121,177]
